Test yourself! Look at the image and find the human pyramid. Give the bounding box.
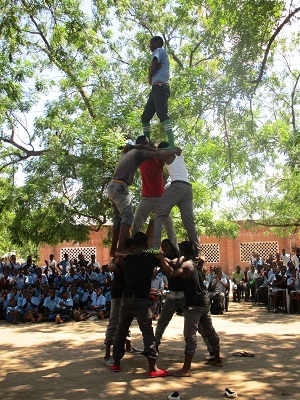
[105,36,222,382]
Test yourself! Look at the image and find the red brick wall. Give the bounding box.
[200,222,294,275]
[40,227,111,266]
[40,222,298,275]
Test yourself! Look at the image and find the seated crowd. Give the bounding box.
[1,248,299,325]
[230,249,300,313]
[0,253,112,324]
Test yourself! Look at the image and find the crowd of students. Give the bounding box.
[0,253,112,324]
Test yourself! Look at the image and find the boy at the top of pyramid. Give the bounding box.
[141,35,174,149]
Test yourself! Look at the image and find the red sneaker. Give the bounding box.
[110,365,121,372]
[148,369,170,378]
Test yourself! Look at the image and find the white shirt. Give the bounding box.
[281,253,290,266]
[291,254,299,268]
[166,155,190,183]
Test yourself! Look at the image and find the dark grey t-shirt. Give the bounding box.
[113,149,147,185]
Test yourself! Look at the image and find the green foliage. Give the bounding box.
[0,0,300,252]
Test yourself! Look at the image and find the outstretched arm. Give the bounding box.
[146,147,181,160]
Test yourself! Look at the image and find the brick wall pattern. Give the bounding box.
[240,241,279,262]
[60,247,96,261]
[199,243,220,263]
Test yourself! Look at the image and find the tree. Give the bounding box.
[0,0,300,250]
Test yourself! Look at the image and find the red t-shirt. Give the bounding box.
[140,158,165,197]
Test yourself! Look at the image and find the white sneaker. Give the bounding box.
[225,388,237,398]
[168,391,180,400]
[104,356,114,366]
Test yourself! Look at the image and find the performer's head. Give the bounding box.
[150,36,163,51]
[135,135,149,145]
[179,241,198,258]
[132,232,148,250]
[158,141,169,149]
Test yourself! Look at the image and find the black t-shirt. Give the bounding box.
[168,276,184,292]
[182,262,210,307]
[122,253,160,298]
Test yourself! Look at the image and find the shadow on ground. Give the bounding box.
[0,301,299,400]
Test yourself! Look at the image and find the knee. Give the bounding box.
[121,211,134,226]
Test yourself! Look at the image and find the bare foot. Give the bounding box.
[172,369,191,377]
[204,359,223,367]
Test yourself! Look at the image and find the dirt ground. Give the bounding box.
[1,301,299,400]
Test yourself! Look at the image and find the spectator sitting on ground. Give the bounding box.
[55,290,73,324]
[70,285,80,310]
[0,290,9,319]
[6,297,22,324]
[98,265,109,288]
[42,288,60,322]
[88,286,106,319]
[22,289,43,323]
[86,265,98,284]
[32,267,48,287]
[14,269,26,291]
[7,286,20,302]
[65,267,78,284]
[77,266,88,282]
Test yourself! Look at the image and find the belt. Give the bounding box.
[171,180,191,187]
[153,82,169,86]
[111,179,127,186]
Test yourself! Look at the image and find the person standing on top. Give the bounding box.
[141,36,174,149]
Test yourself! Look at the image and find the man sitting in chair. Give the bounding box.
[150,267,164,320]
[232,265,244,302]
[208,268,228,312]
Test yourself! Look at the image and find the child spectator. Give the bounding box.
[6,298,22,324]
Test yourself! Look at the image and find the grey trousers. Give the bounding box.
[155,290,186,345]
[183,305,220,356]
[155,291,212,353]
[104,298,121,346]
[152,182,199,249]
[112,297,158,361]
[132,196,178,249]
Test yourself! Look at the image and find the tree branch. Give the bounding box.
[251,6,300,91]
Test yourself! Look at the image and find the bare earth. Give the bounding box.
[1,301,299,400]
